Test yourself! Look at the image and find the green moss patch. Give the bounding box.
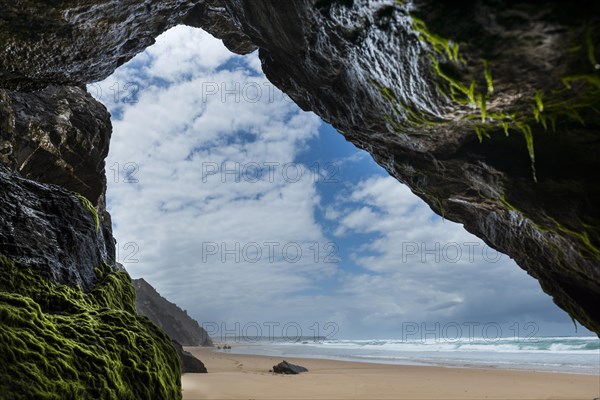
[377,7,600,182]
[74,193,100,233]
[0,255,181,400]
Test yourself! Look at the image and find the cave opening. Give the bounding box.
[90,25,592,346]
[2,2,600,397]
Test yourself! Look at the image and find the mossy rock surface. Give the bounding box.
[0,255,181,400]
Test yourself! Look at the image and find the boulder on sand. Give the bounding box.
[172,340,207,374]
[272,360,308,375]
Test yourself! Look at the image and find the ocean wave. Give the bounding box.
[309,337,600,354]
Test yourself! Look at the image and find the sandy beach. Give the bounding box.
[182,347,599,400]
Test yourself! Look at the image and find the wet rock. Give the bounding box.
[0,85,110,205]
[0,85,116,264]
[0,0,201,89]
[183,0,256,54]
[0,162,182,396]
[0,164,109,291]
[0,1,599,399]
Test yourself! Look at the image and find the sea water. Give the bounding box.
[219,336,600,374]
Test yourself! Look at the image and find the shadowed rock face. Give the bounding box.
[171,340,208,374]
[0,0,599,346]
[0,86,111,205]
[0,85,116,264]
[0,0,199,89]
[0,0,256,89]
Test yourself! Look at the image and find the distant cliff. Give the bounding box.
[133,278,213,347]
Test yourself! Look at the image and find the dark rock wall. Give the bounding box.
[171,340,208,374]
[0,85,116,264]
[0,2,209,397]
[0,165,182,398]
[0,0,201,89]
[0,164,108,291]
[0,86,111,206]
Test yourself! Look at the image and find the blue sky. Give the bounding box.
[91,26,592,340]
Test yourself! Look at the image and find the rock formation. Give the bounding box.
[0,85,116,262]
[171,340,209,374]
[1,0,599,398]
[0,1,201,90]
[0,169,181,398]
[0,164,107,291]
[272,360,309,375]
[133,278,213,347]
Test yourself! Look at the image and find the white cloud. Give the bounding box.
[93,26,332,324]
[315,175,571,335]
[145,26,237,80]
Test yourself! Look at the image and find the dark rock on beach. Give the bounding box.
[172,340,208,374]
[272,360,309,375]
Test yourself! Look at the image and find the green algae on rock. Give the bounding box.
[74,193,100,233]
[0,256,182,400]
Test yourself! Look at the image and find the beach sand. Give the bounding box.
[182,347,599,399]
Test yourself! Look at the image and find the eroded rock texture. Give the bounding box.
[0,0,201,89]
[0,0,257,89]
[171,340,208,374]
[0,165,182,398]
[0,85,116,263]
[0,164,108,291]
[0,85,110,205]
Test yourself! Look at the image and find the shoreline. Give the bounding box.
[208,342,599,376]
[182,347,600,399]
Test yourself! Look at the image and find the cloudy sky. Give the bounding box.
[91,26,591,340]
